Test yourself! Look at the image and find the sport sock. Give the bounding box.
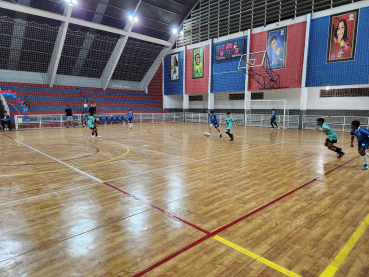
[362,155,368,164]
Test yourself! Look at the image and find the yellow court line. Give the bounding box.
[213,236,302,277]
[0,141,130,177]
[319,212,369,277]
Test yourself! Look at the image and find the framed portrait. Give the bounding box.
[170,53,180,81]
[192,47,204,79]
[266,27,287,70]
[326,9,359,63]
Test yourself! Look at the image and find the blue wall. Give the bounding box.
[211,36,247,93]
[306,7,369,86]
[164,51,184,95]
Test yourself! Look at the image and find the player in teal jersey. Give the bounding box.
[225,112,235,141]
[316,118,344,158]
[88,113,101,139]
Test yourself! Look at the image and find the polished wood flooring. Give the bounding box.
[0,122,368,277]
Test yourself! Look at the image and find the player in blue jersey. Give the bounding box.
[205,110,222,138]
[350,120,369,170]
[316,118,345,158]
[81,112,87,127]
[126,109,133,130]
[271,109,278,130]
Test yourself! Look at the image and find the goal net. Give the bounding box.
[245,100,295,129]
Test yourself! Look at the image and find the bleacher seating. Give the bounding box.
[2,82,166,119]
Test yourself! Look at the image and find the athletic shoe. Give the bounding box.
[67,126,69,128]
[96,135,101,138]
[363,164,368,170]
[271,128,274,130]
[91,135,95,139]
[220,133,222,138]
[230,138,234,141]
[338,152,345,158]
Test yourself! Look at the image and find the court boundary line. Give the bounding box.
[319,212,369,277]
[0,141,285,206]
[133,155,360,276]
[3,134,209,235]
[213,236,302,277]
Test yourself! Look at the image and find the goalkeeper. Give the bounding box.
[350,120,369,170]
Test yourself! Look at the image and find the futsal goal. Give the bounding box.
[245,99,297,129]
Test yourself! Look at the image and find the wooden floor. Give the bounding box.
[1,122,368,277]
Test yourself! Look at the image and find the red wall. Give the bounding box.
[147,64,163,107]
[248,22,306,90]
[185,44,210,94]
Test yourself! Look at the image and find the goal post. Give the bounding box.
[245,99,288,129]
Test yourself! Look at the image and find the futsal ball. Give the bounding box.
[96,118,99,121]
[204,132,209,137]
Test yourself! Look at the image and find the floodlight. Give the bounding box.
[65,0,71,2]
[326,86,329,90]
[172,25,178,34]
[180,30,184,36]
[72,0,77,4]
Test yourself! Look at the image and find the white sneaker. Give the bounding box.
[271,128,274,130]
[91,135,95,139]
[96,135,101,138]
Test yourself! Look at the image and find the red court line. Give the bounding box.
[133,155,360,276]
[103,182,210,235]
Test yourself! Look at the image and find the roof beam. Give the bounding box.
[0,0,172,47]
[140,33,178,90]
[46,3,73,87]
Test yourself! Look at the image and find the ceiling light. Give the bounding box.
[326,86,329,90]
[172,25,178,34]
[65,0,71,2]
[72,0,77,4]
[180,30,184,36]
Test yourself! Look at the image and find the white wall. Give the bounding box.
[164,95,183,109]
[189,94,208,110]
[306,84,369,110]
[214,91,244,109]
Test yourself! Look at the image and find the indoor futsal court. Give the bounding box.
[1,0,369,276]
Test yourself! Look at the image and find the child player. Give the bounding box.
[350,120,369,170]
[205,110,222,138]
[88,113,101,139]
[225,112,235,141]
[316,118,345,158]
[81,112,87,127]
[271,109,278,130]
[126,109,133,130]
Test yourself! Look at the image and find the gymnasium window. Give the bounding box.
[229,94,245,100]
[189,95,203,101]
[320,88,369,97]
[251,92,264,100]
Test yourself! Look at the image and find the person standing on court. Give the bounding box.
[89,100,97,116]
[83,99,88,114]
[65,105,74,128]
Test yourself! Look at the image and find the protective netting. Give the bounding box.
[111,38,164,82]
[56,29,119,79]
[0,16,59,73]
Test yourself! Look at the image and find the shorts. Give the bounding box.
[326,138,337,143]
[89,126,96,130]
[128,119,133,123]
[358,141,369,151]
[226,128,231,132]
[66,116,73,122]
[210,122,219,128]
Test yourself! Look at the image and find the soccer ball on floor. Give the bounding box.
[204,132,209,137]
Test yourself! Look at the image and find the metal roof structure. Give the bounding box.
[0,0,199,88]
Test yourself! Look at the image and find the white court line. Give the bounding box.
[10,138,103,183]
[83,135,197,162]
[1,140,286,206]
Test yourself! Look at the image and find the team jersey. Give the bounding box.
[126,112,133,120]
[87,116,96,128]
[81,115,87,121]
[271,112,277,119]
[351,127,369,143]
[321,123,337,140]
[208,113,218,124]
[225,117,234,130]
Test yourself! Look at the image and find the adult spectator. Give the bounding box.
[83,99,88,114]
[24,96,33,111]
[89,100,97,116]
[65,105,74,128]
[1,111,12,131]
